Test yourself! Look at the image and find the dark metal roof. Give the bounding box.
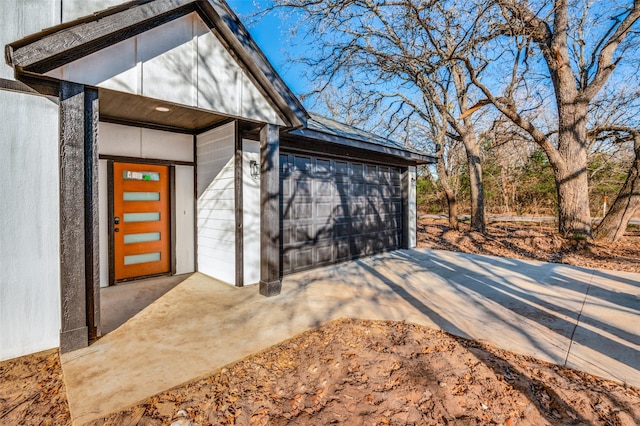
[290,113,435,164]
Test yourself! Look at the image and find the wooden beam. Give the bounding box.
[10,0,195,73]
[59,82,100,351]
[59,81,88,353]
[259,124,281,296]
[84,87,100,341]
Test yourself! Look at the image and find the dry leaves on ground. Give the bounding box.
[87,319,639,426]
[0,349,70,425]
[417,218,640,273]
[3,220,639,425]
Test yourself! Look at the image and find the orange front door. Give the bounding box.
[113,162,170,280]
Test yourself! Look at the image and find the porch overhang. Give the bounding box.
[5,0,308,129]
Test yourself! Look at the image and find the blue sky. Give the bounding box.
[227,1,308,95]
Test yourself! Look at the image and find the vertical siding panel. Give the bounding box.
[242,140,261,285]
[175,165,195,274]
[196,122,236,285]
[0,90,61,360]
[0,0,62,80]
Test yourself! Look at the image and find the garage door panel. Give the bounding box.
[336,238,350,260]
[295,178,312,196]
[314,179,333,196]
[350,220,365,234]
[334,221,350,237]
[315,223,334,241]
[366,184,381,197]
[351,164,364,180]
[294,223,314,243]
[352,183,366,196]
[335,161,349,175]
[282,224,292,245]
[293,155,312,172]
[281,176,291,197]
[315,244,333,266]
[335,181,349,195]
[293,248,313,270]
[315,158,332,174]
[281,153,403,275]
[293,202,313,219]
[316,202,333,217]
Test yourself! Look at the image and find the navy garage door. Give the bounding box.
[280,153,403,275]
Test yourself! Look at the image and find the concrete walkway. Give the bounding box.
[61,249,640,424]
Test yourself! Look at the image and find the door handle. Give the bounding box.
[114,217,120,225]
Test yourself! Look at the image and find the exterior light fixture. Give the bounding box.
[155,106,170,112]
[250,160,260,179]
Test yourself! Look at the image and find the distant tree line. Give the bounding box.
[417,145,633,220]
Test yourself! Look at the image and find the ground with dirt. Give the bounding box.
[3,319,639,425]
[0,349,70,425]
[417,218,640,273]
[2,221,639,425]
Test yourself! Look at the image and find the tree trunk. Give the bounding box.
[552,103,592,237]
[464,139,486,233]
[446,191,459,230]
[593,138,640,242]
[435,147,459,230]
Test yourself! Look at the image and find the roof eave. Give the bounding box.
[289,127,435,164]
[199,0,308,127]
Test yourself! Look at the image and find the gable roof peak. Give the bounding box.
[5,0,307,127]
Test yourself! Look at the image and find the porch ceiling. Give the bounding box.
[99,88,230,133]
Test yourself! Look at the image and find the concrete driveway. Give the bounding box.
[61,249,640,424]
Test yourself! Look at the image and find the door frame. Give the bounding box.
[105,156,180,285]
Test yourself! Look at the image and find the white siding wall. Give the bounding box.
[242,140,261,285]
[0,0,61,80]
[408,166,417,248]
[99,122,194,161]
[0,91,60,361]
[175,165,195,274]
[98,122,195,287]
[197,123,236,285]
[62,0,128,22]
[46,13,283,125]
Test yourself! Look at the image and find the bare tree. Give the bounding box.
[589,126,640,241]
[464,0,640,237]
[427,106,460,230]
[265,0,489,232]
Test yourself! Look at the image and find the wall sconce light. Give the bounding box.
[250,160,260,180]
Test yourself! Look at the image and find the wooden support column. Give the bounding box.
[59,81,100,352]
[259,124,281,296]
[84,87,101,341]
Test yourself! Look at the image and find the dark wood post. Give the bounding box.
[259,124,281,296]
[84,87,101,341]
[59,81,100,352]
